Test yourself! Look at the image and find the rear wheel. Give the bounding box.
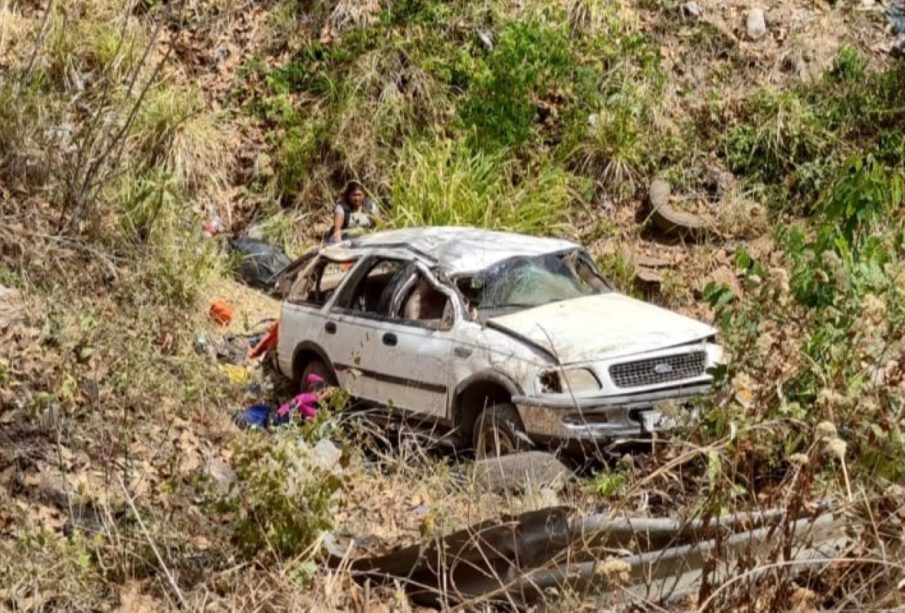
[473,402,531,459]
[299,358,335,392]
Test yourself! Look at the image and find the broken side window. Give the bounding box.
[395,273,453,330]
[335,258,409,316]
[288,257,356,306]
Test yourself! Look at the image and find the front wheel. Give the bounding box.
[473,402,532,459]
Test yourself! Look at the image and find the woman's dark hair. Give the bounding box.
[343,180,365,202]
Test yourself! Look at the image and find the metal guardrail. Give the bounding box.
[325,503,845,609]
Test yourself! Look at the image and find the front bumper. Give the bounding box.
[512,384,711,442]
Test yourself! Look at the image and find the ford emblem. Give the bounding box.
[653,362,674,375]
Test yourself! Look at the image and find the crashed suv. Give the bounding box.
[275,227,722,456]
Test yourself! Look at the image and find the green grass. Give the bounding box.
[385,136,579,235]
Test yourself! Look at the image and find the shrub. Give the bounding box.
[701,154,905,488]
[223,431,344,559]
[724,88,829,185]
[786,155,903,308]
[457,19,573,151]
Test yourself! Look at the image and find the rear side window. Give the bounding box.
[288,257,356,306]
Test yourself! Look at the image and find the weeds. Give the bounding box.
[457,19,573,151]
[725,88,830,187]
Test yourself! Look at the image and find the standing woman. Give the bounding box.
[326,181,379,244]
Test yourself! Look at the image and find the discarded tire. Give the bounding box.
[647,179,709,239]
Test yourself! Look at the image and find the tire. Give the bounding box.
[472,402,531,459]
[299,358,335,392]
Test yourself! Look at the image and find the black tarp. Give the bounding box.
[230,237,291,292]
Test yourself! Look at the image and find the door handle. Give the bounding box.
[325,322,337,334]
[382,333,397,347]
[454,346,472,359]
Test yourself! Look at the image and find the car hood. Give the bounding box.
[487,293,716,363]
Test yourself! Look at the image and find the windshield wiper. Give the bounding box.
[482,302,541,310]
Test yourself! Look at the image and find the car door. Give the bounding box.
[322,256,411,400]
[324,257,456,419]
[370,264,458,418]
[277,254,356,379]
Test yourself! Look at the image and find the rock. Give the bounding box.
[205,455,236,494]
[311,438,342,473]
[704,164,736,201]
[635,254,673,269]
[470,451,574,493]
[681,2,703,18]
[477,29,493,51]
[746,8,767,40]
[636,267,663,284]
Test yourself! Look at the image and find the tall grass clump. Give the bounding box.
[386,137,578,234]
[724,50,905,213]
[561,28,666,198]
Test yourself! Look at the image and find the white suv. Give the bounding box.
[275,227,722,456]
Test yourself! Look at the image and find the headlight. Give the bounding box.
[539,369,601,394]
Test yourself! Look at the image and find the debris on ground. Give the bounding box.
[209,298,235,326]
[646,179,710,239]
[249,321,279,359]
[681,2,703,19]
[194,332,252,364]
[234,403,273,429]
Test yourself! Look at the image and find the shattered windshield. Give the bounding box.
[458,251,610,314]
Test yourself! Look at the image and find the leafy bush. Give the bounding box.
[701,154,904,487]
[224,432,344,559]
[830,44,868,85]
[386,137,578,234]
[786,156,903,308]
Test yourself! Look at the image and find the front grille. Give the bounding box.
[609,351,707,389]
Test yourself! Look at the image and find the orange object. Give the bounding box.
[209,299,234,326]
[249,321,279,359]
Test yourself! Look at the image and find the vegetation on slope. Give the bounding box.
[0,0,903,609]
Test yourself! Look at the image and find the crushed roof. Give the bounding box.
[322,227,579,274]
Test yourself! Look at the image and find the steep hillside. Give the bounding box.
[1,0,903,609]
